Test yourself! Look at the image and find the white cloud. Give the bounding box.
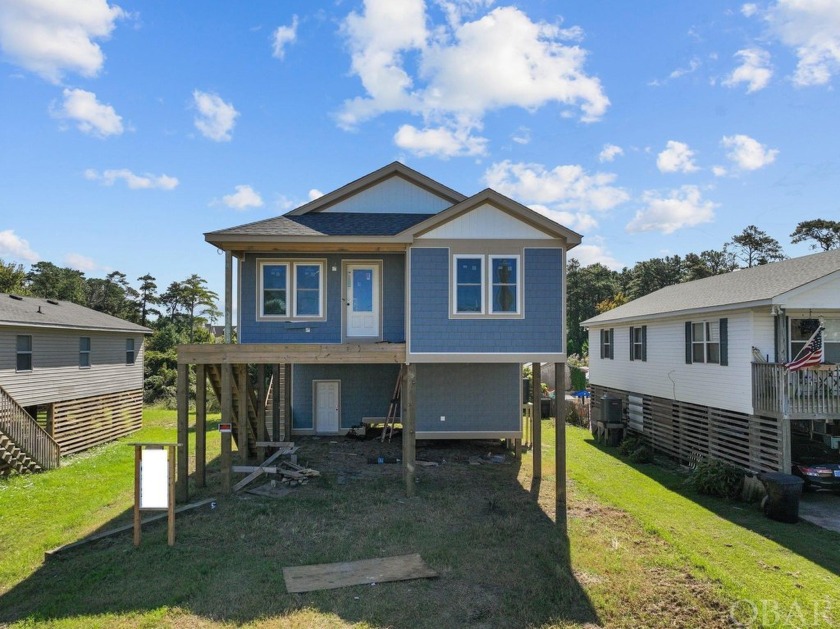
[0,229,39,263]
[511,127,531,145]
[723,48,773,92]
[626,186,717,234]
[84,168,178,190]
[272,15,298,60]
[598,143,623,163]
[64,253,97,272]
[721,134,779,170]
[742,4,758,18]
[485,160,629,213]
[569,241,623,270]
[669,57,701,80]
[193,90,239,141]
[656,140,699,173]
[222,185,263,210]
[308,189,324,201]
[530,205,599,233]
[339,2,608,151]
[0,0,125,83]
[766,0,840,86]
[712,165,728,177]
[53,88,123,137]
[394,123,487,157]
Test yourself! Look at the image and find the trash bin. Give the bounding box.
[758,472,804,523]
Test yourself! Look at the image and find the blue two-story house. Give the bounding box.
[175,162,580,497]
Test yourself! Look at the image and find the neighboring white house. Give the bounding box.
[582,249,840,473]
[1,294,150,473]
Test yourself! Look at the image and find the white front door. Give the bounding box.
[346,264,380,339]
[314,380,340,434]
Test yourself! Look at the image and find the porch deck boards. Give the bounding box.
[177,342,406,365]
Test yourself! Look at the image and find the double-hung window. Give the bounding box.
[452,254,520,316]
[79,336,91,368]
[259,259,325,319]
[126,338,135,365]
[630,326,646,361]
[685,319,727,365]
[454,255,484,314]
[16,335,32,371]
[600,328,614,359]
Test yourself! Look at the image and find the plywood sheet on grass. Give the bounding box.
[283,553,437,593]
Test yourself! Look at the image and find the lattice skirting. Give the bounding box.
[591,385,783,473]
[52,389,143,455]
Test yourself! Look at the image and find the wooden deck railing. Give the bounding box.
[752,363,840,419]
[0,386,60,471]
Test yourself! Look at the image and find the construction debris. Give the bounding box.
[232,443,320,493]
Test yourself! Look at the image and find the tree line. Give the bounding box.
[567,219,840,357]
[0,259,220,403]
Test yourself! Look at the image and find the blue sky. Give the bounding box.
[1,0,839,302]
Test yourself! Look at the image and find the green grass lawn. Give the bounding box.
[0,410,838,628]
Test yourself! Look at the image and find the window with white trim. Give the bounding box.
[452,254,521,316]
[126,338,135,365]
[16,335,32,371]
[489,256,519,314]
[79,336,91,368]
[691,321,720,364]
[454,255,484,314]
[259,259,325,320]
[600,328,614,359]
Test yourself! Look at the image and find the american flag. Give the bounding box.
[787,327,824,371]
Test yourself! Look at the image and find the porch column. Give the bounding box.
[257,364,266,461]
[284,363,293,440]
[224,251,233,344]
[555,363,567,529]
[220,363,233,494]
[532,362,542,480]
[195,364,207,488]
[402,363,417,497]
[176,363,190,503]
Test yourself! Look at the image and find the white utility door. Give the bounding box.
[346,264,380,338]
[314,380,340,434]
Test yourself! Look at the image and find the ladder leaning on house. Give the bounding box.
[0,384,60,475]
[381,365,405,443]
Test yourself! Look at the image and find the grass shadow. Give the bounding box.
[0,436,599,628]
[581,433,840,578]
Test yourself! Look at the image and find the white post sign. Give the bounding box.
[140,447,169,510]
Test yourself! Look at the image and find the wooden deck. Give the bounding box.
[177,342,406,365]
[752,363,840,420]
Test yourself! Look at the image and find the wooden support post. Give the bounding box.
[515,438,521,460]
[133,445,141,547]
[221,363,233,495]
[46,403,55,437]
[237,364,248,465]
[168,444,176,546]
[555,363,567,529]
[402,363,416,497]
[532,362,542,480]
[176,363,189,503]
[257,364,266,461]
[780,417,791,473]
[195,364,206,488]
[272,364,281,441]
[224,251,233,344]
[284,363,292,440]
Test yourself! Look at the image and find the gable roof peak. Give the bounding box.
[286,161,466,216]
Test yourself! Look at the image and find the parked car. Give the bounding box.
[791,434,840,491]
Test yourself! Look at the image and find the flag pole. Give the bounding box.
[787,324,823,367]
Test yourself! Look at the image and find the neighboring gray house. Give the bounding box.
[582,249,840,474]
[0,294,150,473]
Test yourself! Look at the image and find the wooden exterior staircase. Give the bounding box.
[205,365,261,458]
[0,385,60,475]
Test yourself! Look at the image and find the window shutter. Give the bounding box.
[641,325,647,362]
[609,328,615,359]
[685,322,692,364]
[719,318,728,366]
[600,330,605,359]
[629,327,635,361]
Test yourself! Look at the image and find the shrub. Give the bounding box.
[628,445,654,464]
[618,434,644,456]
[686,458,745,499]
[569,365,587,392]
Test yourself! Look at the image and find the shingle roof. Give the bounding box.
[583,248,840,325]
[205,212,435,238]
[0,294,152,333]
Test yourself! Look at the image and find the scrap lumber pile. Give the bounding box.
[232,442,320,493]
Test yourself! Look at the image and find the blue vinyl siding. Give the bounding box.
[292,364,401,430]
[416,363,520,433]
[240,253,405,344]
[410,247,563,353]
